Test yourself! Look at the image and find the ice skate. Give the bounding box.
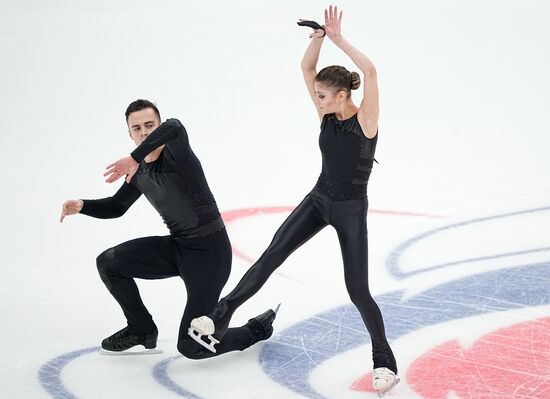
[187,299,233,353]
[372,342,399,397]
[372,367,400,397]
[248,303,281,342]
[99,326,162,355]
[98,347,163,356]
[188,316,220,352]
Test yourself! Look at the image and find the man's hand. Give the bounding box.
[104,156,139,184]
[60,199,83,223]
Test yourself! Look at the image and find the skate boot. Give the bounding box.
[247,304,280,342]
[372,341,399,397]
[188,299,234,353]
[100,326,159,354]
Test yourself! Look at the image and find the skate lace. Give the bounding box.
[248,318,268,338]
[111,327,132,342]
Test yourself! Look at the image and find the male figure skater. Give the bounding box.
[61,99,276,357]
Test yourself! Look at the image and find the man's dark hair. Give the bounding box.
[125,99,161,123]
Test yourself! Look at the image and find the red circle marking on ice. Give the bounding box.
[351,317,550,398]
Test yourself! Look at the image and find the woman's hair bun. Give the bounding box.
[350,71,361,90]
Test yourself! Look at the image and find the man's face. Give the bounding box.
[127,108,160,146]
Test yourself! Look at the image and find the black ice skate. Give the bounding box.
[247,304,280,342]
[99,326,162,355]
[372,342,400,397]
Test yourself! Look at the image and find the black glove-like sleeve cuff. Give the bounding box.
[297,20,326,37]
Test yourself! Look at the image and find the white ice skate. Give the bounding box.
[188,316,219,353]
[372,367,400,397]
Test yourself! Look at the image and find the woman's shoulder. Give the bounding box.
[347,113,378,140]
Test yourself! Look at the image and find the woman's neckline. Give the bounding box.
[334,112,358,122]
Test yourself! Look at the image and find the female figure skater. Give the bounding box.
[189,5,398,395]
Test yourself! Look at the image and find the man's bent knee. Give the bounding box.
[96,248,117,288]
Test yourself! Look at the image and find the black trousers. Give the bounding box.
[222,187,388,345]
[96,228,259,358]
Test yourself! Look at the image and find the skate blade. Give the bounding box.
[187,327,219,353]
[377,377,400,397]
[98,348,164,356]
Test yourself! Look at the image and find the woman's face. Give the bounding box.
[314,82,344,114]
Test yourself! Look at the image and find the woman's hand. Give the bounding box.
[104,156,139,184]
[324,5,343,41]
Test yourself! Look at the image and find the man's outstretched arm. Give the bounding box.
[60,182,142,222]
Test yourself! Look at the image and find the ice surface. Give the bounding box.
[1,1,549,398]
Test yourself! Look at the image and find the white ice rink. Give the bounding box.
[1,1,550,398]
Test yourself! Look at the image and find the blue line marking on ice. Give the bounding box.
[39,349,205,399]
[152,355,204,399]
[259,261,550,398]
[38,206,550,399]
[386,205,550,278]
[38,347,99,399]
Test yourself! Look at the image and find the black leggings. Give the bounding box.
[221,188,388,345]
[96,228,260,359]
